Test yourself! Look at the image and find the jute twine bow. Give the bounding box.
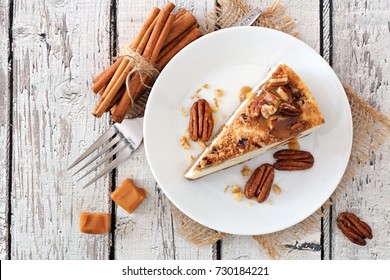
[115,46,159,108]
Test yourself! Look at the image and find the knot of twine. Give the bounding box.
[115,46,160,108]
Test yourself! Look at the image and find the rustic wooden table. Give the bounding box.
[0,0,389,260]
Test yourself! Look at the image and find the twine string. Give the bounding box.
[114,46,159,108]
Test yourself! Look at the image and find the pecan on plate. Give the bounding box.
[273,149,314,170]
[337,212,373,246]
[244,164,274,203]
[189,99,214,142]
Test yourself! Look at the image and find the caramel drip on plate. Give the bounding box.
[288,136,300,150]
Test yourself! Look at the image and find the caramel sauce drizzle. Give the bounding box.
[288,136,300,150]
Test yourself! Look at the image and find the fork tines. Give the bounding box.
[68,125,133,188]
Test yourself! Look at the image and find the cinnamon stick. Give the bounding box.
[136,17,158,54]
[128,27,203,108]
[163,11,198,47]
[111,12,176,123]
[92,7,161,117]
[91,7,192,96]
[91,59,123,93]
[131,7,161,50]
[92,7,185,91]
[92,59,128,116]
[157,28,202,70]
[143,2,175,61]
[92,87,106,115]
[94,14,158,105]
[175,8,187,19]
[157,23,198,61]
[106,86,126,112]
[97,85,122,112]
[97,86,106,96]
[129,27,203,108]
[94,85,123,113]
[149,13,176,63]
[106,15,159,101]
[91,3,202,122]
[112,26,202,123]
[92,71,104,84]
[91,7,160,95]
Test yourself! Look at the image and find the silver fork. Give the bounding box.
[68,117,144,188]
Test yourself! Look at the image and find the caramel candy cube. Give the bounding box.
[80,212,110,234]
[111,178,146,214]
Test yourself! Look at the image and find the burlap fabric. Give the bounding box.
[166,0,390,259]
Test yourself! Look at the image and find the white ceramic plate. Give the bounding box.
[144,27,352,235]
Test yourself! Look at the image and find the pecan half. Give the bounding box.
[249,97,261,118]
[249,90,280,119]
[261,91,280,119]
[267,115,288,130]
[189,99,214,142]
[276,86,292,102]
[291,122,305,135]
[273,149,314,170]
[261,104,278,119]
[337,212,373,246]
[244,164,274,203]
[268,72,289,87]
[279,103,302,117]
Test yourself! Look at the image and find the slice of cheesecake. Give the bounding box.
[185,64,325,180]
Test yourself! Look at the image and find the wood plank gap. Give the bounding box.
[109,0,118,261]
[319,0,333,260]
[320,207,324,259]
[320,0,333,65]
[109,162,117,258]
[214,240,221,260]
[328,205,333,260]
[319,0,324,58]
[6,0,14,261]
[328,0,333,66]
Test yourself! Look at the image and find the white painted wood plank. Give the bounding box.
[114,0,215,260]
[220,0,321,260]
[331,0,390,259]
[0,0,11,260]
[11,0,112,259]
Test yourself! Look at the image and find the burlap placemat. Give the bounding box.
[169,0,390,259]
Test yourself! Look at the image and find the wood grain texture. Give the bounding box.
[0,0,11,260]
[331,0,390,259]
[220,0,322,260]
[10,0,112,259]
[114,0,215,260]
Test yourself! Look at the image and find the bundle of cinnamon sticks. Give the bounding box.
[91,2,202,123]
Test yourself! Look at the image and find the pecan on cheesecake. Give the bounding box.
[185,64,325,180]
